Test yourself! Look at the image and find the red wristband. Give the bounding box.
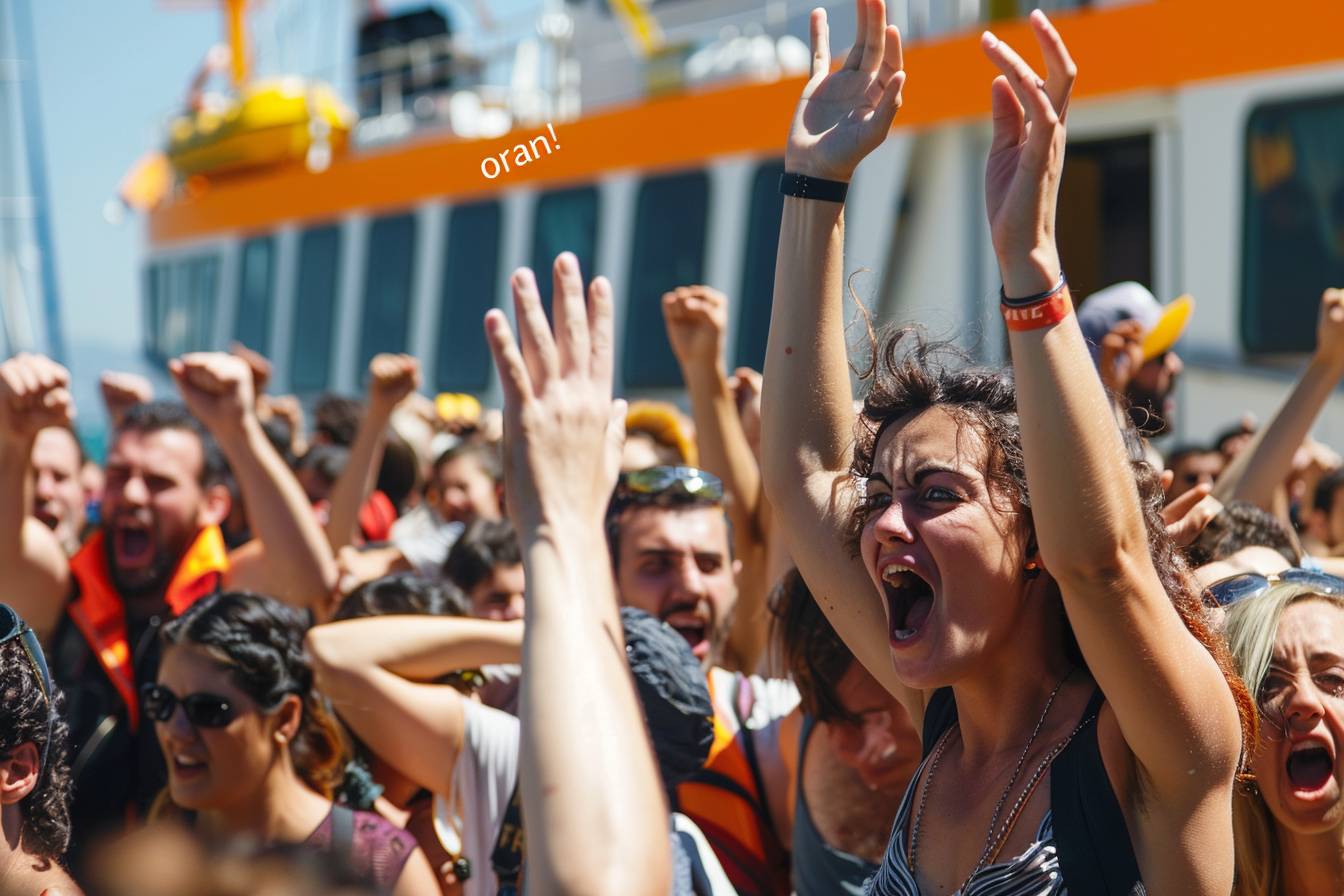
[1001,289,1073,331]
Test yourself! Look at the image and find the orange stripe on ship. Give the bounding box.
[149,0,1344,244]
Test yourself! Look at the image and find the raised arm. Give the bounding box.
[984,13,1240,800]
[170,353,338,611]
[484,252,669,896]
[760,0,924,721]
[1212,288,1344,512]
[663,285,771,670]
[324,354,420,551]
[0,355,74,641]
[305,614,522,795]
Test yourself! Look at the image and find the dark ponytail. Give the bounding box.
[160,592,348,797]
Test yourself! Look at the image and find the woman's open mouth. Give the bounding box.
[882,564,934,646]
[1286,740,1336,797]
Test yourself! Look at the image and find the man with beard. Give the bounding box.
[30,424,89,555]
[0,351,337,868]
[606,466,798,895]
[1077,281,1191,437]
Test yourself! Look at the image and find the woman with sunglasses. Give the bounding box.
[145,591,437,896]
[0,604,81,895]
[761,2,1251,893]
[1221,573,1344,895]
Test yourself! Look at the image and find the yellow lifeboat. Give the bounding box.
[166,77,353,178]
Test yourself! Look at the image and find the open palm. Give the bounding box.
[980,11,1077,294]
[786,0,905,183]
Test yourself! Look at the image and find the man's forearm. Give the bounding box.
[308,616,523,680]
[218,416,338,606]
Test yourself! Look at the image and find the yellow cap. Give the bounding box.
[1140,294,1194,361]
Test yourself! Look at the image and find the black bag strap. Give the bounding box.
[330,804,357,868]
[490,777,525,895]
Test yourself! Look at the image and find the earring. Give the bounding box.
[275,732,288,745]
[1024,559,1041,580]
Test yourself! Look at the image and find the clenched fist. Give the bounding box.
[169,352,256,439]
[662,285,728,372]
[367,353,421,416]
[0,354,74,446]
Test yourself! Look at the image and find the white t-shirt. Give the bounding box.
[433,700,519,896]
[390,503,464,578]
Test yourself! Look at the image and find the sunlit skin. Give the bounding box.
[154,643,319,832]
[101,429,227,598]
[31,426,86,554]
[468,562,525,622]
[1249,600,1344,835]
[428,455,501,525]
[614,505,738,663]
[859,407,1056,691]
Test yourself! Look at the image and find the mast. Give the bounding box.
[0,0,65,361]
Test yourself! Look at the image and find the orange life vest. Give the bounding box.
[676,670,791,895]
[66,526,229,731]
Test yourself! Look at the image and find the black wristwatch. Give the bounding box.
[778,171,849,203]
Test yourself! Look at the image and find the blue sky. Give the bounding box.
[28,0,535,441]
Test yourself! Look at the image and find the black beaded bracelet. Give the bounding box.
[1000,271,1068,308]
[778,171,849,203]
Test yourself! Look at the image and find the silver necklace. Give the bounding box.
[905,668,1074,884]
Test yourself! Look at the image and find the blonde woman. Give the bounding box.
[1221,572,1344,896]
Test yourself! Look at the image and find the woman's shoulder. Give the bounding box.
[350,806,420,852]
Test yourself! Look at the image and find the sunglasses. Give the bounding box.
[615,466,724,506]
[1203,569,1344,608]
[0,604,53,770]
[141,683,238,729]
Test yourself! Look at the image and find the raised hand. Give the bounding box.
[662,285,727,372]
[229,341,273,397]
[981,10,1077,296]
[0,354,73,446]
[729,366,764,456]
[1161,482,1222,548]
[169,352,256,440]
[99,370,153,428]
[367,353,421,416]
[1097,318,1145,396]
[484,252,625,531]
[1316,288,1344,368]
[786,0,905,182]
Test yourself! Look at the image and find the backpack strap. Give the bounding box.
[330,804,357,869]
[1050,688,1147,895]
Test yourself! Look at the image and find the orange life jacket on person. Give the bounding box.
[676,670,791,895]
[65,526,229,731]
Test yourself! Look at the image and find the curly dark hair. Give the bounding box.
[160,592,347,798]
[0,638,73,861]
[118,400,228,488]
[768,568,861,726]
[847,328,1257,770]
[1185,500,1298,568]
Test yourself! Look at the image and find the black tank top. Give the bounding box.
[917,686,1146,896]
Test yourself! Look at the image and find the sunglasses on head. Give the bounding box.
[615,466,724,506]
[1203,569,1344,608]
[0,603,53,770]
[141,683,238,729]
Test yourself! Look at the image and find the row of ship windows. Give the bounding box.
[144,162,787,394]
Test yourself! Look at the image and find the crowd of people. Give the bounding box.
[4,2,1344,894]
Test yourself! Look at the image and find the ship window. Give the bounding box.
[144,263,164,361]
[531,186,600,309]
[290,224,342,393]
[735,160,785,371]
[623,170,709,388]
[1242,96,1344,353]
[436,201,501,392]
[358,212,418,383]
[234,236,276,355]
[1056,135,1152,305]
[158,255,219,359]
